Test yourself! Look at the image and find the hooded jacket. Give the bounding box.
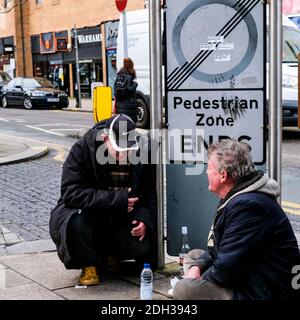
[49,120,157,269]
[194,171,300,300]
[115,70,138,122]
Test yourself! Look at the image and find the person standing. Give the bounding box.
[174,139,300,300]
[114,58,138,123]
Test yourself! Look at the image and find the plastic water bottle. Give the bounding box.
[140,263,153,300]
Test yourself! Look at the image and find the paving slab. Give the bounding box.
[6,239,56,255]
[0,134,48,165]
[152,276,176,299]
[4,268,33,288]
[0,283,64,300]
[54,278,169,300]
[54,278,140,300]
[1,226,24,245]
[0,252,79,290]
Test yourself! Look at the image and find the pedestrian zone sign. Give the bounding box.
[165,0,266,164]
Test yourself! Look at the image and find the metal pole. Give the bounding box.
[123,11,128,58]
[298,53,300,129]
[19,0,26,76]
[74,25,82,108]
[149,0,164,268]
[269,1,282,202]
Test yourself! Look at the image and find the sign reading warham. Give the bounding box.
[165,0,266,164]
[78,33,102,44]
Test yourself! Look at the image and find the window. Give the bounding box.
[0,72,11,82]
[282,26,300,63]
[22,78,53,89]
[3,0,8,9]
[36,0,43,5]
[7,79,16,88]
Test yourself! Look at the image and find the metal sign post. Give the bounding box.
[123,11,128,58]
[115,0,128,58]
[74,25,82,109]
[149,0,165,268]
[298,53,300,129]
[269,0,282,201]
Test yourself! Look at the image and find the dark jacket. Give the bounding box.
[49,120,157,269]
[115,70,138,122]
[194,172,300,300]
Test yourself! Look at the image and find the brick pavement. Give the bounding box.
[0,159,62,242]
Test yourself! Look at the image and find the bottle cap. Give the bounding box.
[144,263,150,268]
[181,226,188,234]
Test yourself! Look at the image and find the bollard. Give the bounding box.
[93,86,113,123]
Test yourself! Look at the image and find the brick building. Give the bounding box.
[0,0,144,97]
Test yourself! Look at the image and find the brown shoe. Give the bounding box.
[79,266,99,286]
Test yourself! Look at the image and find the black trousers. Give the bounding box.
[67,211,154,269]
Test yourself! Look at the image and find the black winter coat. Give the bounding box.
[115,70,138,122]
[49,120,157,269]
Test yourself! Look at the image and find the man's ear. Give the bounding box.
[221,170,228,183]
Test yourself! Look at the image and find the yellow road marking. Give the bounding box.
[283,207,300,216]
[282,201,300,209]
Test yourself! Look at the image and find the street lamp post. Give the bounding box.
[74,25,82,108]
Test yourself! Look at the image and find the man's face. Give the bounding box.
[106,137,129,162]
[206,153,224,197]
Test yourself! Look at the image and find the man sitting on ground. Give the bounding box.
[174,139,300,300]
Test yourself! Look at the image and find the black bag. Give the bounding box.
[114,74,128,99]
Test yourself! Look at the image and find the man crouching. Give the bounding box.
[49,114,157,286]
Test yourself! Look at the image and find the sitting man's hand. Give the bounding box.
[184,266,201,279]
[131,220,147,241]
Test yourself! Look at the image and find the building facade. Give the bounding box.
[0,0,145,97]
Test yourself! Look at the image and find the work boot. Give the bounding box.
[79,266,99,286]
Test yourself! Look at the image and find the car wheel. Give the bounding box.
[1,95,8,108]
[136,97,149,129]
[23,96,33,110]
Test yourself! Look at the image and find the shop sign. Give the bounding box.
[56,38,68,51]
[40,32,56,54]
[105,21,119,48]
[4,45,14,53]
[78,33,102,44]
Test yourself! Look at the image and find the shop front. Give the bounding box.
[31,31,70,94]
[0,36,15,78]
[64,26,103,98]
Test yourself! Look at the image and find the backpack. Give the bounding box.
[114,74,128,100]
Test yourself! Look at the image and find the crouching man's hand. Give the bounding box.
[131,220,147,241]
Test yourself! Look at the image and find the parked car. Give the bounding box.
[1,77,69,110]
[0,71,12,107]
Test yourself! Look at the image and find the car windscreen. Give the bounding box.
[283,26,300,63]
[0,72,12,82]
[23,78,54,89]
